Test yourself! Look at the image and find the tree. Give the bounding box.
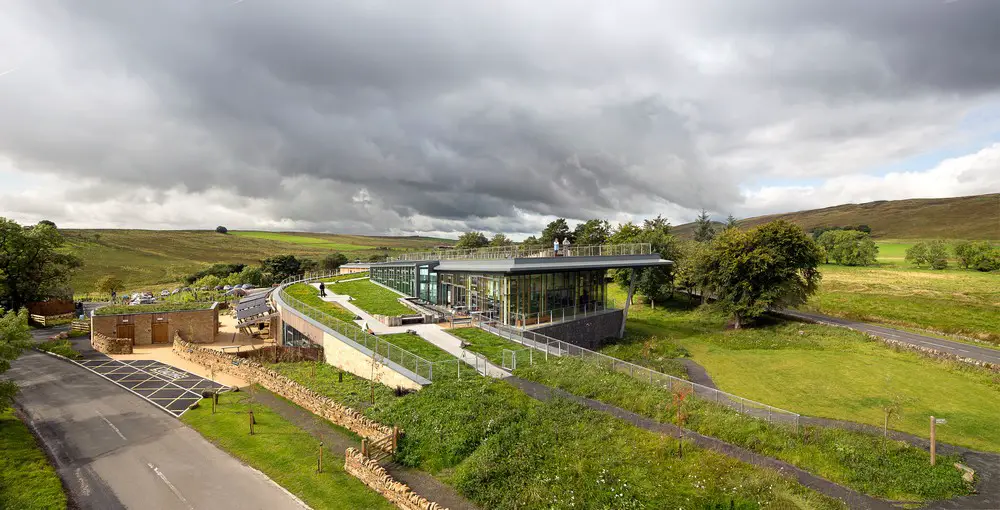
[215,226,228,234]
[953,241,974,269]
[674,240,713,302]
[610,216,680,303]
[488,233,513,247]
[818,230,878,266]
[194,274,222,289]
[237,266,271,287]
[455,231,489,250]
[705,221,823,328]
[540,218,574,246]
[0,219,82,312]
[260,255,303,282]
[724,215,739,230]
[38,220,57,228]
[520,236,543,250]
[926,240,950,270]
[954,241,999,271]
[573,219,611,246]
[184,263,246,284]
[0,308,31,411]
[96,275,125,296]
[693,209,716,242]
[320,253,349,272]
[905,242,929,266]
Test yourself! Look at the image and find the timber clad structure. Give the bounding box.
[91,304,219,353]
[369,243,671,333]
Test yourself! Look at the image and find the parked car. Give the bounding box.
[160,290,170,296]
[241,283,254,290]
[223,285,232,291]
[214,285,224,291]
[182,287,192,292]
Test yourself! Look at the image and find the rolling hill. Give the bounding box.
[674,193,1000,240]
[62,230,452,293]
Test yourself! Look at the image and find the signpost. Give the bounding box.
[930,416,946,465]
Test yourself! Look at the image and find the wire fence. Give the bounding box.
[385,242,653,262]
[476,318,801,429]
[276,274,465,383]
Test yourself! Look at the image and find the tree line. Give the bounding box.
[906,240,1000,271]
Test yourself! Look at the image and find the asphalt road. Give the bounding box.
[781,309,1000,365]
[10,349,309,510]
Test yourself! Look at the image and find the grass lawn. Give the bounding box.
[319,272,369,283]
[329,280,413,316]
[375,333,456,363]
[181,391,392,510]
[608,287,1000,454]
[514,356,969,501]
[35,339,81,359]
[0,408,67,510]
[269,362,395,410]
[284,284,357,323]
[806,263,1000,343]
[94,301,214,316]
[284,369,843,509]
[447,327,524,365]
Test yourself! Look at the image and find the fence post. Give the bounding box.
[317,441,324,473]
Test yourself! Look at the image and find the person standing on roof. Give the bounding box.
[319,282,326,297]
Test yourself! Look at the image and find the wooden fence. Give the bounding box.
[71,320,91,333]
[29,313,75,327]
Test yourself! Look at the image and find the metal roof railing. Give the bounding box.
[385,242,653,263]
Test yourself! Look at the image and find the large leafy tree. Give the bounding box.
[260,255,303,282]
[489,233,513,247]
[573,219,611,246]
[610,216,680,302]
[540,218,574,245]
[705,220,822,328]
[320,253,349,272]
[0,308,31,411]
[455,231,489,249]
[96,275,125,296]
[816,230,878,266]
[0,219,82,311]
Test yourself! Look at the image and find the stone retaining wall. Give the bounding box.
[172,336,394,442]
[344,447,449,510]
[92,332,133,354]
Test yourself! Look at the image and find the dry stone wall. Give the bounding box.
[172,336,393,442]
[344,447,449,510]
[92,332,133,354]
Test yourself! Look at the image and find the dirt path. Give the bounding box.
[249,389,480,510]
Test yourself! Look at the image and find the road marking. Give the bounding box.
[95,410,127,441]
[148,463,194,510]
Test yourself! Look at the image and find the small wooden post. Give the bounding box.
[317,441,324,473]
[338,371,343,383]
[311,362,316,378]
[212,392,218,414]
[392,426,398,454]
[930,416,937,466]
[361,439,368,458]
[249,410,255,435]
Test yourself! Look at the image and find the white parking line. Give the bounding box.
[148,463,194,510]
[95,410,127,441]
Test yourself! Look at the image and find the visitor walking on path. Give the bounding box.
[319,282,326,297]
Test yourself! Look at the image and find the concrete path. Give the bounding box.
[309,284,509,378]
[780,309,1000,366]
[10,349,309,510]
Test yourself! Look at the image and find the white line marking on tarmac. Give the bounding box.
[95,410,127,441]
[148,463,194,510]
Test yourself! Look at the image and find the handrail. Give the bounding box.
[477,319,801,428]
[275,273,464,382]
[383,242,653,263]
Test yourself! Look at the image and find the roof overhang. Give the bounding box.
[433,254,673,275]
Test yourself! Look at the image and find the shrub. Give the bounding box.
[215,226,228,234]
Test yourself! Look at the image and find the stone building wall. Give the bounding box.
[92,332,133,354]
[344,448,449,510]
[91,307,219,346]
[172,337,395,442]
[534,309,624,349]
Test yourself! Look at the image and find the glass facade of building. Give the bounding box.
[283,322,319,348]
[371,264,609,327]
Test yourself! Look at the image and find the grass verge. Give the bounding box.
[329,280,413,316]
[515,356,970,501]
[375,333,456,362]
[0,408,68,510]
[35,339,82,360]
[181,391,393,509]
[319,272,369,283]
[94,302,213,316]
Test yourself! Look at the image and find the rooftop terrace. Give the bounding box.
[385,242,653,263]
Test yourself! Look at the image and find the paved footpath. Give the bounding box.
[779,309,1000,366]
[10,349,309,510]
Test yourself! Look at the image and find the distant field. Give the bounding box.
[675,193,1000,240]
[61,229,450,293]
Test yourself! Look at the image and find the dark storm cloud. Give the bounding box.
[1,0,998,234]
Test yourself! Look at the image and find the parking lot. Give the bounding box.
[74,356,228,416]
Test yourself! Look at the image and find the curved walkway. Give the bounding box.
[679,358,1000,509]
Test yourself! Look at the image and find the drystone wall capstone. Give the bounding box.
[344,447,449,510]
[172,336,394,442]
[92,332,133,354]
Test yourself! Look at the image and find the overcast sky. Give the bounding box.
[1,0,999,238]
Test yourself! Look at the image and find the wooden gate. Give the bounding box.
[116,323,135,341]
[152,322,170,344]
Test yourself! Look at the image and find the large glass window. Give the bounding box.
[283,322,318,348]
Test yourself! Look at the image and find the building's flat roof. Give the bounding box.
[432,254,672,274]
[341,262,371,268]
